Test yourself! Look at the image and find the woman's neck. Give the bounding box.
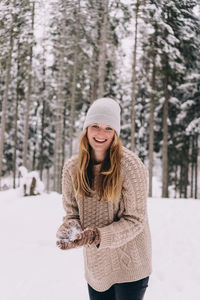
[92,151,106,164]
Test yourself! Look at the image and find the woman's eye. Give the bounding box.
[92,125,98,128]
[106,127,113,131]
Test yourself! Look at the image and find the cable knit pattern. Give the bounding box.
[61,146,152,292]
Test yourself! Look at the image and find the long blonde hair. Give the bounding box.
[74,129,123,202]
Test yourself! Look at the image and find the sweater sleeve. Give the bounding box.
[61,161,80,224]
[98,155,148,249]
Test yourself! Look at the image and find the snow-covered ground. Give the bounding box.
[0,189,199,300]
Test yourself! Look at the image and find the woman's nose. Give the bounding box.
[96,127,106,136]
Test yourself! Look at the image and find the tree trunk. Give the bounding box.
[98,0,108,98]
[46,167,50,193]
[190,135,194,198]
[53,11,66,193]
[62,100,67,169]
[32,102,39,170]
[184,141,189,198]
[131,0,140,152]
[148,29,157,197]
[174,163,178,198]
[90,4,102,103]
[69,44,78,157]
[69,46,78,157]
[23,1,35,169]
[179,165,182,198]
[0,1,15,189]
[90,46,99,103]
[162,73,169,198]
[69,0,81,157]
[39,50,46,180]
[194,133,198,199]
[13,42,20,188]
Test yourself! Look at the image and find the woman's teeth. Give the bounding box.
[94,138,106,143]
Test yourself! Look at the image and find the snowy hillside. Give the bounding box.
[0,189,199,300]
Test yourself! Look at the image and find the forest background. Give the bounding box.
[0,0,199,199]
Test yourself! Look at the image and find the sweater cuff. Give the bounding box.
[98,226,113,249]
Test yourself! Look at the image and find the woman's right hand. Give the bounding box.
[56,219,82,241]
[56,227,101,250]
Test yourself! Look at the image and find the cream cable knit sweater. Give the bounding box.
[61,146,152,292]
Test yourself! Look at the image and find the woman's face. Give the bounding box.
[87,123,115,156]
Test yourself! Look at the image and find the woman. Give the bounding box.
[56,98,152,300]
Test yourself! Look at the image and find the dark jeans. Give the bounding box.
[88,276,149,300]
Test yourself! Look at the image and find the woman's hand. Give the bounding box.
[56,227,101,250]
[56,219,82,241]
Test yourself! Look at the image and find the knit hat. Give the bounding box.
[83,98,121,136]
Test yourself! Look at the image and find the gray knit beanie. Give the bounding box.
[83,98,121,136]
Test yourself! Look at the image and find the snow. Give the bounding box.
[67,225,81,241]
[56,222,82,242]
[0,189,200,300]
[186,118,200,134]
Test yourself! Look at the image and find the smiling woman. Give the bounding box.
[56,97,152,300]
[87,123,115,163]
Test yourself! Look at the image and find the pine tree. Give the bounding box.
[0,0,15,187]
[23,1,35,169]
[140,0,199,197]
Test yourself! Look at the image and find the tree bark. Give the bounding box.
[194,133,198,199]
[90,46,99,103]
[148,28,157,197]
[0,0,15,188]
[32,101,39,170]
[53,9,66,193]
[98,0,108,98]
[69,45,78,157]
[174,163,178,198]
[184,141,189,198]
[131,0,140,152]
[69,0,81,157]
[179,165,182,198]
[23,1,35,169]
[13,42,20,188]
[39,50,46,180]
[46,167,50,193]
[62,100,67,169]
[162,73,169,198]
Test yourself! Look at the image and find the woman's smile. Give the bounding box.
[93,137,107,143]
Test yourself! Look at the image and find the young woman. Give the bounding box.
[56,98,152,300]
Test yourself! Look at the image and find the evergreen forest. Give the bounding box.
[0,0,199,198]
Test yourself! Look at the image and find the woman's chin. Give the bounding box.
[91,142,108,152]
